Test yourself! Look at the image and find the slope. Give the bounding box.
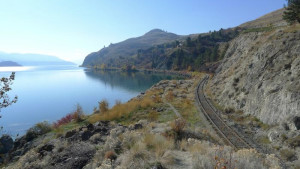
[81,29,182,67]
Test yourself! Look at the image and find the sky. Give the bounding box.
[0,0,285,64]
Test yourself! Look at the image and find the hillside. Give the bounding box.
[0,61,21,67]
[240,8,287,28]
[82,29,182,67]
[0,52,74,66]
[2,7,300,169]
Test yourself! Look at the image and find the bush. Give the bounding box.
[53,114,74,128]
[224,107,235,114]
[166,91,174,101]
[286,135,300,148]
[73,104,84,122]
[25,121,52,141]
[171,118,186,134]
[53,105,85,129]
[170,118,186,142]
[280,149,297,161]
[99,100,109,114]
[105,150,117,165]
[148,111,158,121]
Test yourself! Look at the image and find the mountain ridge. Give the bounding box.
[82,29,183,67]
[0,52,75,66]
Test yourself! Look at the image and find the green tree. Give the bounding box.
[0,72,17,119]
[283,0,300,24]
[186,37,192,47]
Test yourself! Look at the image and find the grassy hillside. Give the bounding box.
[82,28,241,72]
[240,8,286,28]
[82,29,183,67]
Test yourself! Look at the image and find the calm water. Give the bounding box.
[0,65,179,136]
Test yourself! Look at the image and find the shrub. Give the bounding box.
[99,100,109,114]
[140,97,154,108]
[224,107,235,114]
[171,118,186,134]
[280,148,297,161]
[286,135,300,148]
[153,95,162,103]
[148,111,158,121]
[53,114,74,128]
[73,104,84,122]
[105,150,117,165]
[25,121,52,141]
[170,118,186,142]
[166,91,174,101]
[143,133,174,157]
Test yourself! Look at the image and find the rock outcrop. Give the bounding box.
[209,26,300,125]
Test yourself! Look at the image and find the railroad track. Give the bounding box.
[195,75,253,149]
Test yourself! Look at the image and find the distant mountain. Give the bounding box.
[0,61,22,67]
[82,29,183,67]
[0,52,75,66]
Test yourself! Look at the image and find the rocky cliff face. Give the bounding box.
[209,25,300,125]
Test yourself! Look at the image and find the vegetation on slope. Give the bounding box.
[84,28,242,72]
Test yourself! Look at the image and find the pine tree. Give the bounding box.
[283,0,300,24]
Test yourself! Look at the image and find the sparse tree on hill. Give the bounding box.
[283,0,300,24]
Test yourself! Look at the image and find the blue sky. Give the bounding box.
[0,0,285,64]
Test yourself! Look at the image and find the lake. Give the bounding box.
[0,65,180,137]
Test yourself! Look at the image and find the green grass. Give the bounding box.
[258,136,271,144]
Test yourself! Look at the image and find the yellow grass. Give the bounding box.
[88,94,155,123]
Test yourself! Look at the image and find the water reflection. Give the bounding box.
[84,70,182,92]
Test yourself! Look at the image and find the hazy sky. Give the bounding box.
[0,0,284,64]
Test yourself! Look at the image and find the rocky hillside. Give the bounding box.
[208,17,300,126]
[81,29,182,68]
[1,76,281,169]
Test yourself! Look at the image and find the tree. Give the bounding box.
[100,63,107,70]
[99,100,109,114]
[186,37,192,47]
[0,72,17,119]
[283,0,300,24]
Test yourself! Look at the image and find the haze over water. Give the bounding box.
[0,66,178,137]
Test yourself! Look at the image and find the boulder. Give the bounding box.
[81,130,93,141]
[0,135,13,154]
[65,130,76,138]
[287,116,300,131]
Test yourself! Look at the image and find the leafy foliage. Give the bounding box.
[25,121,52,141]
[53,105,85,128]
[0,72,18,117]
[283,0,300,24]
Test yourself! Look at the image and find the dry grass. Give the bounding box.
[283,23,300,33]
[185,140,280,169]
[143,133,174,158]
[88,93,156,123]
[165,91,174,101]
